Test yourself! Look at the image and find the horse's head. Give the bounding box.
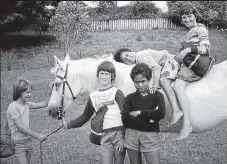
[47,54,82,119]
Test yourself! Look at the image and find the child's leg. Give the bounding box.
[143,150,160,164]
[101,150,114,164]
[127,148,142,164]
[113,130,126,164]
[1,158,8,164]
[160,79,183,126]
[174,79,192,140]
[100,132,115,164]
[26,150,32,164]
[15,154,29,164]
[114,149,125,164]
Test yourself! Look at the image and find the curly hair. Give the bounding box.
[113,48,132,63]
[130,63,151,82]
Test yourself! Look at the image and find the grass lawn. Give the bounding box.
[1,29,227,164]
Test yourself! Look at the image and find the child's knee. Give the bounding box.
[160,80,165,87]
[160,79,169,88]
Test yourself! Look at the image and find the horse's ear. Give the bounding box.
[64,53,71,64]
[54,55,64,70]
[50,66,57,74]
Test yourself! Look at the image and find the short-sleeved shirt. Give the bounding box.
[135,49,175,88]
[7,101,31,141]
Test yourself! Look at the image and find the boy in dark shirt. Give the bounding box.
[122,63,166,164]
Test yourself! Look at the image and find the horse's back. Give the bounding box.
[161,61,227,133]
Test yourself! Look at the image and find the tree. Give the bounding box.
[131,1,161,18]
[92,1,118,14]
[167,1,227,28]
[49,1,91,57]
[0,0,52,34]
[93,1,118,8]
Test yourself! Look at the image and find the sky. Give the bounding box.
[84,1,168,12]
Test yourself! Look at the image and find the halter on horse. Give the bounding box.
[51,63,77,120]
[40,63,78,164]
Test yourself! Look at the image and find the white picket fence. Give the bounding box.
[88,18,187,31]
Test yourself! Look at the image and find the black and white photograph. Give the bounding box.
[1,1,227,164]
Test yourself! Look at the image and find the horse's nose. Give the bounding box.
[47,105,59,119]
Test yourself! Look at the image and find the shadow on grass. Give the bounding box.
[0,31,56,50]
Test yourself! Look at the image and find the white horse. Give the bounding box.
[47,54,227,133]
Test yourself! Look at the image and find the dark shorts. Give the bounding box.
[176,63,201,82]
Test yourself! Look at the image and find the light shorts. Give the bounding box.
[124,129,159,153]
[14,137,34,157]
[100,130,124,154]
[160,58,180,81]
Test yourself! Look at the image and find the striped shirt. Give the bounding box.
[186,23,210,55]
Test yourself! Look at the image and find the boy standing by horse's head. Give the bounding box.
[62,61,126,164]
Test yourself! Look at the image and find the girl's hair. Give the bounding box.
[13,78,33,101]
[180,3,202,22]
[97,61,116,80]
[114,48,132,63]
[130,63,151,81]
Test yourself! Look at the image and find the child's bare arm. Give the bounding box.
[29,89,52,109]
[28,90,51,109]
[138,54,161,92]
[13,118,47,141]
[28,101,48,109]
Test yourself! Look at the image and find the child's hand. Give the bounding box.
[37,134,48,142]
[115,139,125,154]
[149,86,158,94]
[130,111,141,117]
[176,48,191,62]
[62,117,68,129]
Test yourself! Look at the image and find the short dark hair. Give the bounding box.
[114,48,132,63]
[130,63,151,81]
[97,61,116,80]
[13,78,33,101]
[180,3,202,22]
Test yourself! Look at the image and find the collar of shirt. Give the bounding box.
[135,90,150,97]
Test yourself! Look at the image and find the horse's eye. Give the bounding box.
[55,82,61,87]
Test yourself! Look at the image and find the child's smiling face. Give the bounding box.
[181,13,197,28]
[98,71,112,88]
[120,51,136,65]
[21,89,33,101]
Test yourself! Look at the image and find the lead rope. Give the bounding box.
[39,124,63,164]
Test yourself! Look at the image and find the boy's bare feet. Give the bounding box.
[167,110,183,127]
[176,124,193,140]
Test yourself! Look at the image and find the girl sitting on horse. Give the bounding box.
[173,3,213,140]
